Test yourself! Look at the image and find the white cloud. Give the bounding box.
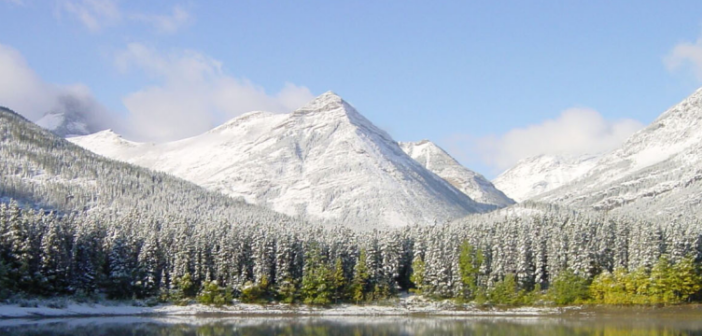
[0,43,115,130]
[0,43,56,119]
[0,42,313,141]
[116,43,314,141]
[131,5,191,34]
[665,33,702,80]
[58,0,122,32]
[454,108,644,173]
[57,1,192,34]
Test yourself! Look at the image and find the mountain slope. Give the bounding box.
[0,106,297,227]
[536,87,702,216]
[400,140,514,207]
[71,92,487,228]
[492,154,600,202]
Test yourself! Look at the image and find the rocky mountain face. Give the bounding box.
[535,87,702,217]
[70,92,489,229]
[492,154,600,202]
[400,140,514,207]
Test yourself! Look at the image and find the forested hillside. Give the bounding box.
[0,106,297,227]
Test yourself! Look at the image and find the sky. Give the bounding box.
[2,1,702,178]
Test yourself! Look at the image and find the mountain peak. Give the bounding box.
[493,153,601,202]
[316,90,344,103]
[92,129,120,137]
[400,140,515,208]
[293,91,351,116]
[71,129,140,150]
[70,92,488,229]
[210,111,277,133]
[35,95,105,138]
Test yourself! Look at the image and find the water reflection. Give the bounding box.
[3,316,702,335]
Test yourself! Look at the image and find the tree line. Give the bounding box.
[1,201,701,306]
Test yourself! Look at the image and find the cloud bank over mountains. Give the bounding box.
[665,32,702,81]
[451,108,644,174]
[115,43,314,141]
[0,43,115,131]
[0,42,314,142]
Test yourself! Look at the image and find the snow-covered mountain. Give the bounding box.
[71,92,487,228]
[400,140,514,207]
[0,105,295,226]
[492,154,600,202]
[35,95,105,137]
[536,87,702,217]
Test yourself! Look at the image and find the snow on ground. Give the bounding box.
[493,154,600,202]
[400,140,514,207]
[0,296,563,319]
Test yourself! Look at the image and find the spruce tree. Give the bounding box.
[350,249,370,304]
[409,255,425,294]
[458,241,483,300]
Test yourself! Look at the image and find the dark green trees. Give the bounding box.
[300,243,333,305]
[548,269,590,305]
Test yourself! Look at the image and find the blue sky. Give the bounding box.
[2,1,702,177]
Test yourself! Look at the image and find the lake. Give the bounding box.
[4,310,702,336]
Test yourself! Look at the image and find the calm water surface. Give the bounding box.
[3,312,702,335]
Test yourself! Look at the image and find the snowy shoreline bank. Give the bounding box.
[5,296,701,320]
[0,300,564,319]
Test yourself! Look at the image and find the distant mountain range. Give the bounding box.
[492,154,600,202]
[400,140,514,207]
[534,87,702,217]
[489,87,702,218]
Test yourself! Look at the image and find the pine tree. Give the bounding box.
[7,203,34,292]
[0,259,10,299]
[107,234,134,299]
[137,232,160,298]
[331,257,347,303]
[458,241,483,300]
[300,243,333,305]
[488,274,520,305]
[649,255,674,303]
[670,256,702,303]
[39,215,69,294]
[350,249,370,303]
[548,269,589,305]
[409,255,425,294]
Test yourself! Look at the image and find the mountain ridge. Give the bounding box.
[534,87,702,217]
[492,153,601,202]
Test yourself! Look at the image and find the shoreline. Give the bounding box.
[3,300,702,320]
[0,300,568,319]
[3,292,702,320]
